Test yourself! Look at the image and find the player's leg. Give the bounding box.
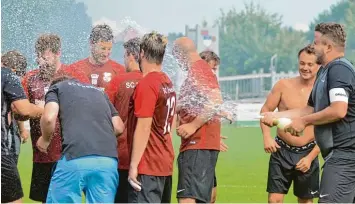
[84,156,118,203]
[115,169,129,203]
[128,175,166,203]
[46,156,83,203]
[267,148,293,203]
[293,154,319,203]
[29,162,56,203]
[177,150,218,203]
[211,174,217,203]
[318,157,355,203]
[1,154,24,203]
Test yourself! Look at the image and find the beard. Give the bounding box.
[315,50,326,65]
[39,64,56,80]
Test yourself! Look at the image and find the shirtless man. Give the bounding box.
[260,45,321,203]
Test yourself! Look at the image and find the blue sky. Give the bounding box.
[78,0,340,34]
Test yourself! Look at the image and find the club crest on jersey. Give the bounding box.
[91,74,99,85]
[103,72,112,82]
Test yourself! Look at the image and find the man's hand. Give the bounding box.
[220,136,228,152]
[219,111,234,124]
[296,156,312,173]
[128,166,142,191]
[36,136,50,153]
[177,123,198,139]
[260,112,276,127]
[20,129,30,144]
[284,117,305,136]
[263,136,280,153]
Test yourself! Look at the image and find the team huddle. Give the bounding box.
[1,21,355,203]
[1,24,226,203]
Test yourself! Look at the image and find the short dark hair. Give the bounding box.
[35,34,61,55]
[1,50,27,76]
[315,22,346,48]
[298,44,316,57]
[123,37,140,62]
[90,24,114,44]
[298,44,321,65]
[200,51,220,64]
[140,32,168,65]
[50,75,72,87]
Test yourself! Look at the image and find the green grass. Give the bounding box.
[18,125,318,203]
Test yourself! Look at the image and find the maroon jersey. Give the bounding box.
[23,70,62,163]
[105,70,143,170]
[68,58,125,91]
[178,60,221,152]
[127,72,176,176]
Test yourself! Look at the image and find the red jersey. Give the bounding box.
[127,72,176,176]
[68,58,125,90]
[105,70,143,170]
[178,60,221,152]
[22,69,38,95]
[23,69,62,163]
[56,65,90,84]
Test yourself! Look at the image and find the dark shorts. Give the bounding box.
[318,157,355,203]
[115,169,129,203]
[1,154,23,203]
[30,162,56,202]
[127,174,172,203]
[267,137,319,199]
[177,149,219,203]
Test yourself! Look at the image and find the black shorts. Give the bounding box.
[115,169,129,203]
[128,174,172,203]
[267,138,319,199]
[318,157,355,203]
[1,154,23,203]
[177,149,219,203]
[29,162,56,202]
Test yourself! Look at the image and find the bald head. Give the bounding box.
[173,37,201,70]
[174,37,197,53]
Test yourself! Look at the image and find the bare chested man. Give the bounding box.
[260,45,321,203]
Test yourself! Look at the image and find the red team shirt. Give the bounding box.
[22,65,90,163]
[178,60,221,152]
[127,72,176,176]
[105,70,143,170]
[68,58,125,90]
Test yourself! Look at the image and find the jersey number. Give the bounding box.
[163,96,176,134]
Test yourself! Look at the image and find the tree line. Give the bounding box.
[2,0,354,75]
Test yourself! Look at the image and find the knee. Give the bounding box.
[211,187,217,203]
[297,198,313,203]
[178,198,196,204]
[268,194,284,204]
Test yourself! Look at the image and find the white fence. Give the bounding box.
[218,69,298,101]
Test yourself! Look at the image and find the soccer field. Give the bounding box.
[18,125,320,203]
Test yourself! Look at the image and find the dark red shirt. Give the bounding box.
[23,69,62,163]
[127,72,176,176]
[178,60,221,152]
[56,65,90,84]
[68,58,125,90]
[105,70,143,170]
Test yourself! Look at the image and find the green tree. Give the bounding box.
[307,0,355,63]
[1,0,92,68]
[216,3,307,76]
